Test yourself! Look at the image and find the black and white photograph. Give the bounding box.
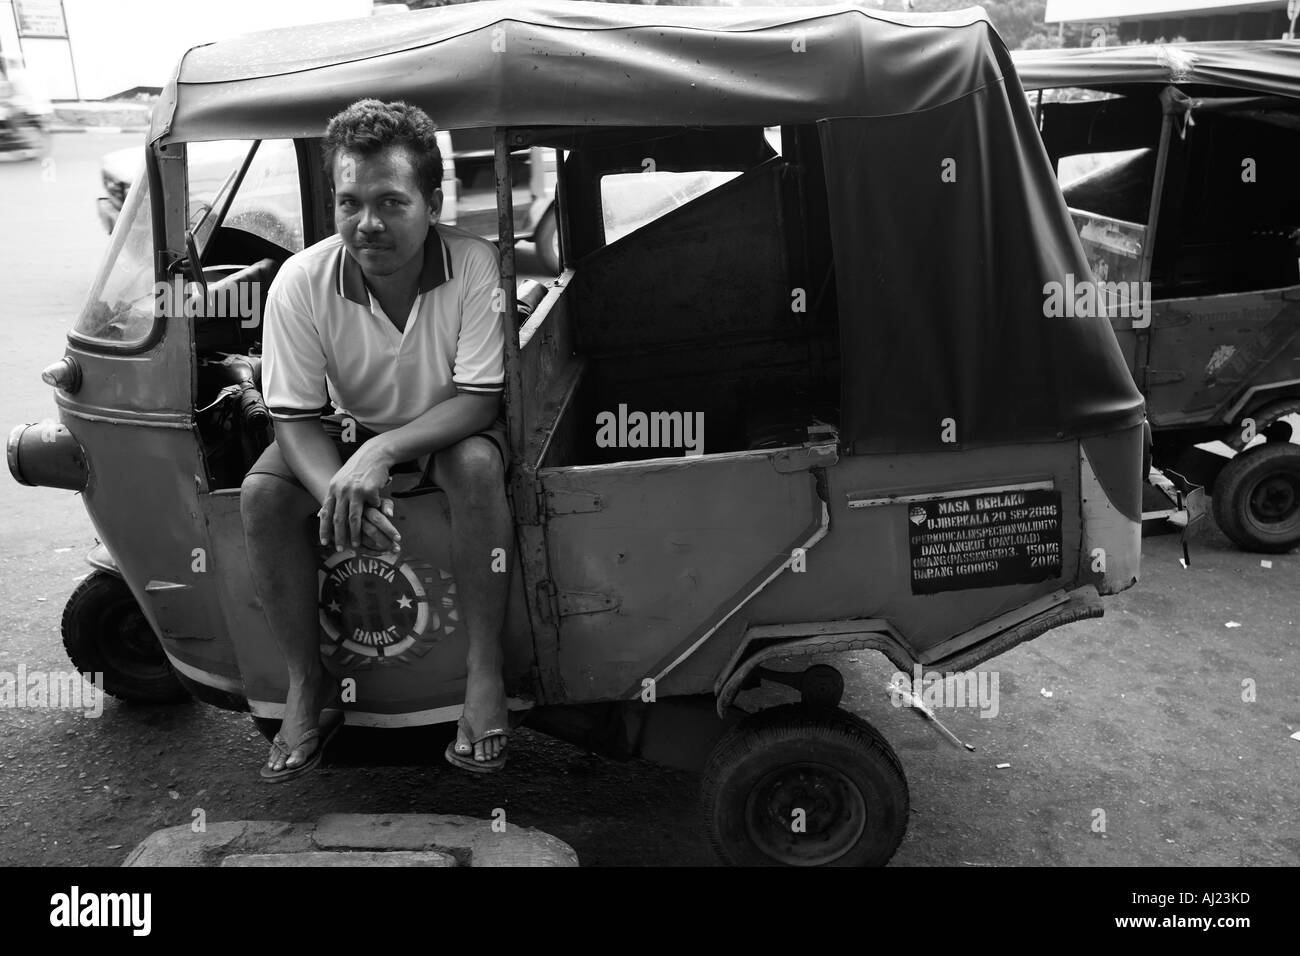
[0,0,1294,928]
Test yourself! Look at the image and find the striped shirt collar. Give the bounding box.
[333,224,454,306]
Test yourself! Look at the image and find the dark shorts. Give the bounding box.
[247,412,508,491]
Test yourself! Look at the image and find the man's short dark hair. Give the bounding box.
[322,99,443,201]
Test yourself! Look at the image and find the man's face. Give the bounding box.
[333,145,442,279]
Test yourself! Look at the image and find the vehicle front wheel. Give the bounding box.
[1212,443,1300,553]
[701,704,908,867]
[61,571,189,704]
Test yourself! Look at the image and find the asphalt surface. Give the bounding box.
[0,133,1296,867]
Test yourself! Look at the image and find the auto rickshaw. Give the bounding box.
[7,1,1145,866]
[1015,42,1300,553]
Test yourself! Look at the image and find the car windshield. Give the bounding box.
[73,159,156,346]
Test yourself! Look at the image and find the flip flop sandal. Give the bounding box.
[260,710,345,784]
[444,713,511,773]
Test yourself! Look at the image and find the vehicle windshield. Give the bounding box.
[73,159,156,346]
[187,139,258,251]
[1060,148,1151,291]
[220,139,304,252]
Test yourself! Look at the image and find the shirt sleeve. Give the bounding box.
[261,261,331,421]
[452,239,506,397]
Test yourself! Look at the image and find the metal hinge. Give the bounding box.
[536,579,559,627]
[557,589,619,616]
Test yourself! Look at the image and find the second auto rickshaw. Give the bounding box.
[8,1,1145,866]
[1017,42,1300,553]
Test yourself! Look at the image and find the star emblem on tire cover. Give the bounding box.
[317,549,458,667]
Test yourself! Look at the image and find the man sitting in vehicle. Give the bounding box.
[241,99,513,779]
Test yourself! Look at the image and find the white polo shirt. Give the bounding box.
[262,223,504,434]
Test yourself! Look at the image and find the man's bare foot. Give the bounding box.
[454,666,509,764]
[265,669,338,772]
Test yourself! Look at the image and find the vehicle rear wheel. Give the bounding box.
[1212,444,1300,553]
[701,704,908,866]
[61,570,189,704]
[533,205,560,275]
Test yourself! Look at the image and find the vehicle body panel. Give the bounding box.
[1142,289,1300,428]
[193,486,535,720]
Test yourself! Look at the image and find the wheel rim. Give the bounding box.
[1247,472,1300,530]
[96,597,171,680]
[744,761,867,866]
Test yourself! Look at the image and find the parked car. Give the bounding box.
[96,146,137,231]
[1017,42,1300,552]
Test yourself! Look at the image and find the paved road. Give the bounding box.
[0,134,1296,867]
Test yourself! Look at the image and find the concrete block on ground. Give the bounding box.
[123,821,316,867]
[123,814,577,866]
[313,813,579,867]
[222,850,456,867]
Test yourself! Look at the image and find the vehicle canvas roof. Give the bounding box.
[1014,41,1300,98]
[149,0,1145,453]
[153,0,1006,144]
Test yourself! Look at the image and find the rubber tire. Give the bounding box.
[701,704,908,867]
[61,571,189,704]
[533,205,561,275]
[1211,443,1300,553]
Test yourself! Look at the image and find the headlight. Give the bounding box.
[8,421,88,491]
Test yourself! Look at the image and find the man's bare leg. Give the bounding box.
[241,473,337,771]
[434,437,512,763]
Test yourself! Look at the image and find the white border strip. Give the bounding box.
[847,479,1055,510]
[248,699,462,727]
